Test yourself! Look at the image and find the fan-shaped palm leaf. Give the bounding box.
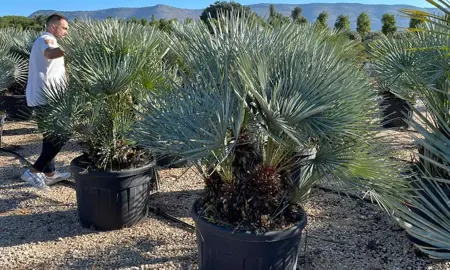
[393,106,450,258]
[0,53,28,91]
[0,28,37,92]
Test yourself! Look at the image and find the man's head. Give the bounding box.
[46,14,69,38]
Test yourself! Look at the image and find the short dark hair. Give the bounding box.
[46,13,68,26]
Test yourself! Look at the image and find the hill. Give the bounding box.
[29,3,439,31]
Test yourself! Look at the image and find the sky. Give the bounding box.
[0,0,435,17]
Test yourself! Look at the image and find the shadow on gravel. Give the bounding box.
[0,160,72,186]
[0,209,95,247]
[2,127,37,136]
[291,188,434,270]
[59,238,196,269]
[0,191,39,214]
[149,189,203,219]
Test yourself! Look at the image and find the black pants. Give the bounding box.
[32,105,68,173]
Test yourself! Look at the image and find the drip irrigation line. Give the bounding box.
[388,156,416,164]
[312,185,378,205]
[148,205,195,231]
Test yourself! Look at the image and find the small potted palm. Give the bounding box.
[131,14,405,269]
[367,33,419,128]
[0,28,37,121]
[38,19,175,230]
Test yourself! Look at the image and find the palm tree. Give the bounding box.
[0,28,37,94]
[370,0,450,258]
[131,13,406,233]
[37,19,175,171]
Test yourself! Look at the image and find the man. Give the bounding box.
[21,14,71,190]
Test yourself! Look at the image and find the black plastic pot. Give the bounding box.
[70,155,157,231]
[380,92,412,128]
[191,200,307,270]
[0,95,33,121]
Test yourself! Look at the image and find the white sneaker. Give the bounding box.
[20,169,50,191]
[45,171,71,186]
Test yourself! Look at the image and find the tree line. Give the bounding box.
[0,15,47,31]
[199,2,425,38]
[0,1,425,37]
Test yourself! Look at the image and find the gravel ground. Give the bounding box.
[1,120,449,270]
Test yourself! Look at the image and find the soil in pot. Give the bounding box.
[70,155,157,231]
[191,199,307,270]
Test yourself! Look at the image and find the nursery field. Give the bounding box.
[2,1,450,267]
[0,117,449,269]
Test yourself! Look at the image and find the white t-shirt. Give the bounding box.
[25,32,66,107]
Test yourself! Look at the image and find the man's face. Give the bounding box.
[50,19,69,38]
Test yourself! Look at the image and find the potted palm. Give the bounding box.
[366,34,419,128]
[370,1,450,258]
[0,28,37,121]
[37,19,175,230]
[131,14,406,269]
[395,113,450,258]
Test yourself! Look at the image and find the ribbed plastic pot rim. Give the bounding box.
[191,199,307,243]
[70,154,157,177]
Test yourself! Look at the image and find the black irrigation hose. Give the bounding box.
[148,205,195,231]
[312,185,379,205]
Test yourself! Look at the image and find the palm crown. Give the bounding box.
[131,14,405,231]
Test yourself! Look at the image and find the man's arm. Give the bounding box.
[44,47,64,59]
[42,38,64,59]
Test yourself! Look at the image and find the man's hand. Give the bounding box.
[44,39,55,45]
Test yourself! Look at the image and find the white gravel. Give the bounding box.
[1,120,449,270]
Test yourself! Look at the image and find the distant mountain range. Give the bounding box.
[29,3,440,31]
